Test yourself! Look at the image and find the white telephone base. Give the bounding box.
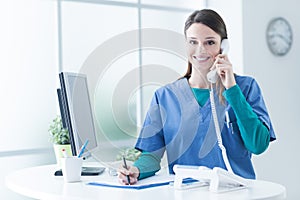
[173,165,252,193]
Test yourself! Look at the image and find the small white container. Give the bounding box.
[61,156,83,183]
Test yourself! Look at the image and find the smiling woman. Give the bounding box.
[118,9,275,186]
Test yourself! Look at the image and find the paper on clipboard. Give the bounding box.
[87,174,175,190]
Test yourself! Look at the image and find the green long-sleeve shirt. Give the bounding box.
[222,85,270,154]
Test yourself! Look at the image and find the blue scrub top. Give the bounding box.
[135,76,276,179]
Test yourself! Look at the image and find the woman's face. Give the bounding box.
[186,23,221,73]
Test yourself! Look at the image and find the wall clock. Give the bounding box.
[266,17,293,56]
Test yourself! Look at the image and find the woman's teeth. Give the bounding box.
[194,56,209,62]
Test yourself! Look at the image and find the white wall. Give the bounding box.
[1,0,58,199]
[243,0,299,199]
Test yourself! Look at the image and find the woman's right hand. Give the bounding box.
[118,165,140,185]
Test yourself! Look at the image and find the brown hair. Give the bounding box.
[183,9,228,102]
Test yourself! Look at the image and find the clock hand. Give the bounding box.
[272,33,292,45]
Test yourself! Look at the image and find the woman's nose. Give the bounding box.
[196,44,206,54]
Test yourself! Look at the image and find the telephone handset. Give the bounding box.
[206,39,230,83]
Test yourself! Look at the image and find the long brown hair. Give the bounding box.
[183,9,228,103]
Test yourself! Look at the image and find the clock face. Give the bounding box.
[266,17,293,56]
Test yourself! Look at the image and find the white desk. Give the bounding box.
[6,164,286,200]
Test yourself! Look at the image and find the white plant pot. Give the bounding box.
[53,144,72,168]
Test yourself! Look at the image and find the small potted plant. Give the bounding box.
[116,147,141,162]
[49,116,72,167]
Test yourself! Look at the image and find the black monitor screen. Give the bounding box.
[58,72,97,158]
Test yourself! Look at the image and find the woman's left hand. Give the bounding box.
[213,54,236,89]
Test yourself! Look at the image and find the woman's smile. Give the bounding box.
[193,55,211,63]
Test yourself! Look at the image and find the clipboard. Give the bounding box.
[87,181,171,190]
[87,175,200,190]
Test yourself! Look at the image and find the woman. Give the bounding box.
[119,9,276,185]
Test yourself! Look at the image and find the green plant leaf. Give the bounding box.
[49,116,70,145]
[116,147,141,162]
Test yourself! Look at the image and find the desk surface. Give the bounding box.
[6,164,286,200]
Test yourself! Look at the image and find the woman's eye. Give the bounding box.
[207,40,216,45]
[189,40,197,45]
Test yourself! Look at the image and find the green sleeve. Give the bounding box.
[223,85,270,154]
[133,151,161,180]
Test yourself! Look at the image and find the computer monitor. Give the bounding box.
[55,72,105,176]
[58,72,98,158]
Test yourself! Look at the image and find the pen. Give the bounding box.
[78,140,89,158]
[122,156,131,185]
[225,111,230,129]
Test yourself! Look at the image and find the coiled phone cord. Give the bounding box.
[209,83,233,173]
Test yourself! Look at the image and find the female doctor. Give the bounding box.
[119,9,276,185]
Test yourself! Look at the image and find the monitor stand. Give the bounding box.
[54,166,105,176]
[54,155,106,176]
